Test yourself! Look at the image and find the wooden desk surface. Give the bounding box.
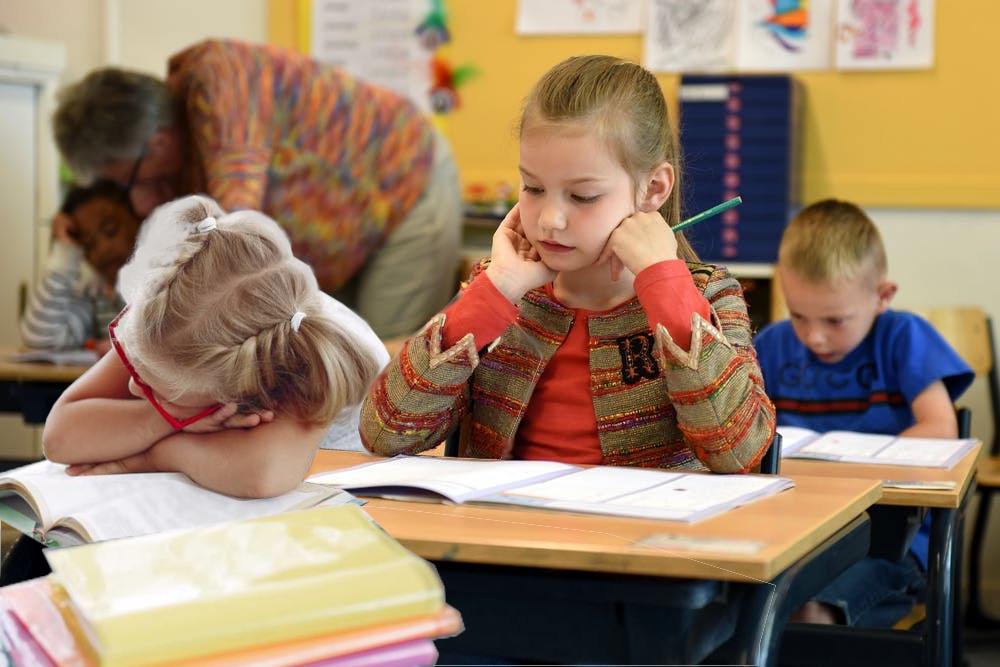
[780,442,982,509]
[310,451,881,582]
[0,348,91,383]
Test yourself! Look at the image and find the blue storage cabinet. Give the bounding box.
[677,75,800,264]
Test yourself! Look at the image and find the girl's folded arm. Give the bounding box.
[148,417,325,498]
[42,351,175,464]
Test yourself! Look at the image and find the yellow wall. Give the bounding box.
[270,0,1000,209]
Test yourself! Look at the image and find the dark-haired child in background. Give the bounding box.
[20,181,140,353]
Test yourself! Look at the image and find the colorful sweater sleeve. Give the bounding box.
[360,315,481,455]
[169,41,270,212]
[652,265,776,473]
[360,263,512,455]
[635,260,712,350]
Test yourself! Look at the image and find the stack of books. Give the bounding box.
[0,505,461,666]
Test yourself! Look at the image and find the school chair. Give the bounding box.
[913,305,1000,628]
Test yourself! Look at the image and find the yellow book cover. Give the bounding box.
[44,505,445,667]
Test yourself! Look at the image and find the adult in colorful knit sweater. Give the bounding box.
[51,39,463,339]
[361,55,776,472]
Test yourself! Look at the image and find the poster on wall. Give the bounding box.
[312,0,433,110]
[516,0,643,35]
[736,0,836,71]
[835,0,935,69]
[644,0,737,72]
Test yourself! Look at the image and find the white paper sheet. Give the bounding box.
[516,0,644,35]
[835,0,935,70]
[736,0,836,71]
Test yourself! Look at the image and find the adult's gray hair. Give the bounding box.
[52,68,175,183]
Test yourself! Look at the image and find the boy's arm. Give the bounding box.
[68,419,324,499]
[901,380,959,439]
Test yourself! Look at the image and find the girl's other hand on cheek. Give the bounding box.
[485,203,556,302]
[599,210,679,281]
[180,403,275,433]
[51,212,79,247]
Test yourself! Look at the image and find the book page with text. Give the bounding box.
[492,467,794,522]
[64,479,338,543]
[309,456,578,503]
[798,431,896,458]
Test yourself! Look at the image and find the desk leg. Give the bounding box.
[925,485,974,667]
[925,506,956,667]
[715,513,871,667]
[926,481,972,667]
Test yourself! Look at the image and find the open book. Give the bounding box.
[778,427,978,468]
[0,460,354,547]
[308,456,795,523]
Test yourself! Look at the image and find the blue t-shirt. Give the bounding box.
[754,309,973,433]
[754,309,974,567]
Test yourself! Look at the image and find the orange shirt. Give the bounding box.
[441,260,711,463]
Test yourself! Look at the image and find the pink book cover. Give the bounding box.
[301,639,437,667]
[179,606,460,667]
[0,591,58,667]
[0,577,89,667]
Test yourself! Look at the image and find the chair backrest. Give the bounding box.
[957,406,972,439]
[912,306,1000,455]
[761,432,782,475]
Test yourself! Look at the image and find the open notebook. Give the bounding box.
[779,427,978,469]
[308,456,794,523]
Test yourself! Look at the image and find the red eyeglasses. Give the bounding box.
[108,307,223,429]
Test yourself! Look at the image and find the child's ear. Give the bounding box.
[877,279,898,312]
[637,162,675,213]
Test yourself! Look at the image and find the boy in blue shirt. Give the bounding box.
[754,199,974,627]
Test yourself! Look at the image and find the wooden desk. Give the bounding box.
[781,446,980,509]
[311,451,881,665]
[0,348,89,426]
[780,445,982,667]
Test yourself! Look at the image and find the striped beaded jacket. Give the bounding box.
[361,261,776,473]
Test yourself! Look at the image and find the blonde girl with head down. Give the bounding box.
[362,55,774,472]
[44,195,386,498]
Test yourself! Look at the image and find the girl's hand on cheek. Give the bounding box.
[486,203,557,302]
[51,212,79,247]
[179,404,276,433]
[599,210,679,280]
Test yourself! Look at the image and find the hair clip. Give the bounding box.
[196,217,218,233]
[290,311,306,332]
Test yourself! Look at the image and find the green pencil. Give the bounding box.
[673,196,742,233]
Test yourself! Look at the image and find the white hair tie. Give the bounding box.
[196,217,218,233]
[290,311,307,332]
